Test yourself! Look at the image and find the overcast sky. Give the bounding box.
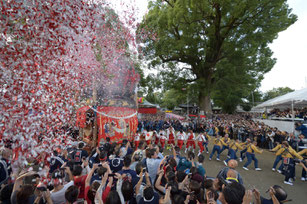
[112,0,307,92]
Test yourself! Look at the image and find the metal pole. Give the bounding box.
[291,99,294,133]
[252,91,255,107]
[187,90,189,117]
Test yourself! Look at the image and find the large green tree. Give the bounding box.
[262,87,294,101]
[137,0,297,114]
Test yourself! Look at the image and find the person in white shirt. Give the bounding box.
[50,169,74,204]
[186,129,196,153]
[176,130,186,150]
[145,131,152,145]
[167,126,175,145]
[154,130,160,145]
[134,131,141,149]
[159,130,167,149]
[195,133,207,156]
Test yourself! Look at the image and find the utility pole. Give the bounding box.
[187,91,189,117]
[251,91,255,107]
[182,87,189,117]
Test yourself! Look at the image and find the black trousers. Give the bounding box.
[283,158,295,182]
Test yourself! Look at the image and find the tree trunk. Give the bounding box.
[197,73,213,117]
[199,88,212,116]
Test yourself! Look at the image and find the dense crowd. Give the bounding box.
[267,108,307,120]
[0,114,306,204]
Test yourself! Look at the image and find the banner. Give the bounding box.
[96,106,138,143]
[138,107,157,114]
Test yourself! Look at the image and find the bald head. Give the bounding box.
[228,159,238,169]
[226,169,238,179]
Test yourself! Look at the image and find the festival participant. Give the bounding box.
[239,138,251,162]
[134,131,141,150]
[152,130,159,145]
[73,142,89,165]
[0,148,12,186]
[186,129,196,153]
[49,150,66,174]
[298,148,307,181]
[166,126,175,145]
[145,131,153,146]
[219,134,231,155]
[276,141,303,185]
[159,130,167,149]
[156,130,164,145]
[243,141,263,171]
[209,134,228,161]
[269,142,284,173]
[203,133,210,153]
[50,168,74,204]
[176,130,186,150]
[224,139,243,166]
[195,133,207,156]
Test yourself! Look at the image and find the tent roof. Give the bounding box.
[139,100,157,108]
[253,88,307,109]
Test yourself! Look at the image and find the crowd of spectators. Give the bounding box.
[267,108,307,120]
[0,137,293,204]
[1,113,306,204]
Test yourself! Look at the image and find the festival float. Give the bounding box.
[76,57,139,145]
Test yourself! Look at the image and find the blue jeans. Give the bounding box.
[210,145,221,159]
[268,141,274,150]
[225,149,237,163]
[302,168,306,178]
[238,133,242,141]
[203,142,209,152]
[240,149,247,160]
[244,152,258,168]
[220,145,228,154]
[272,155,283,170]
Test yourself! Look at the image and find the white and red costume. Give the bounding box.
[159,130,167,149]
[176,131,186,149]
[195,133,206,153]
[144,130,152,145]
[134,133,141,149]
[154,130,160,145]
[167,127,175,145]
[186,132,196,149]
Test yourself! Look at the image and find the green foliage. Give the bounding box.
[138,0,297,113]
[262,87,294,101]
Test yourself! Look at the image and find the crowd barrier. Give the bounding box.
[253,118,296,133]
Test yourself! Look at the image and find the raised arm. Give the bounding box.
[65,167,74,182]
[135,170,144,196]
[85,164,98,187]
[154,170,165,193]
[13,171,36,193]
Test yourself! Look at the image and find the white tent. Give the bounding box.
[253,88,307,110]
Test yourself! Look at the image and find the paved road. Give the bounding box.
[166,143,307,203]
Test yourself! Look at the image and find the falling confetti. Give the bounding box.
[0,0,140,166]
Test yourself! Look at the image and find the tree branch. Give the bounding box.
[164,0,175,8]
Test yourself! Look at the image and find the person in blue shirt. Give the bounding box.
[118,156,137,181]
[196,154,206,177]
[109,149,124,173]
[0,148,12,186]
[73,142,89,165]
[49,150,66,174]
[295,122,307,138]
